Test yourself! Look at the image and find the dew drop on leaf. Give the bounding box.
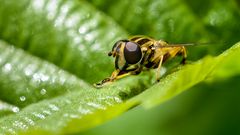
[19,96,26,102]
[2,63,12,73]
[12,107,20,113]
[40,88,47,95]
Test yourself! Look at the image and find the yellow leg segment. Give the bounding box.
[156,55,164,82]
[180,46,187,64]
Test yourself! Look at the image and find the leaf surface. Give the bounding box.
[0,0,240,134]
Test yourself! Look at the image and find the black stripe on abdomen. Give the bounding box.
[130,36,142,42]
[137,38,151,46]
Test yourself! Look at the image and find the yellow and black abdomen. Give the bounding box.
[143,45,186,69]
[129,36,154,46]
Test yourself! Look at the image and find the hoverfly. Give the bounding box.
[95,35,197,88]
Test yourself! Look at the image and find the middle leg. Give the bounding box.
[156,55,164,82]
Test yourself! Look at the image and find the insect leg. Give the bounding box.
[111,65,143,81]
[114,72,132,80]
[94,69,123,88]
[109,69,131,81]
[156,55,164,82]
[110,69,120,80]
[112,66,142,80]
[180,47,187,64]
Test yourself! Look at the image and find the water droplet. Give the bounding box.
[24,66,34,76]
[20,96,26,102]
[42,110,51,115]
[78,107,92,114]
[24,117,35,126]
[6,128,16,134]
[32,112,45,119]
[40,89,46,95]
[33,73,41,82]
[69,114,79,118]
[87,102,106,110]
[2,63,12,73]
[78,27,87,34]
[12,107,20,113]
[49,104,59,111]
[32,0,44,10]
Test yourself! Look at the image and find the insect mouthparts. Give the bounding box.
[108,52,112,56]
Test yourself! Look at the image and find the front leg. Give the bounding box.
[94,69,130,88]
[156,55,164,82]
[110,69,132,81]
[111,66,142,80]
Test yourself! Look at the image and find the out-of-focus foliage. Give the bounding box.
[0,0,239,134]
[82,76,240,135]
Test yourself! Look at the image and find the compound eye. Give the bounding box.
[124,42,142,64]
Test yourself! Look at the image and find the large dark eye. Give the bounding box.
[124,42,142,64]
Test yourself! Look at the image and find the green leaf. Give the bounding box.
[0,0,127,83]
[1,41,239,134]
[0,100,19,117]
[0,41,90,108]
[0,0,240,134]
[130,42,240,108]
[0,57,151,134]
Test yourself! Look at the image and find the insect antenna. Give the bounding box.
[159,42,222,48]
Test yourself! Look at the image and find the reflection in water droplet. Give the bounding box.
[33,73,49,82]
[41,74,49,82]
[54,5,69,27]
[78,27,87,34]
[32,112,45,119]
[20,96,26,102]
[73,36,81,44]
[13,120,27,129]
[87,102,106,110]
[46,0,58,20]
[49,104,59,111]
[6,127,16,134]
[69,114,79,118]
[84,33,94,42]
[114,97,122,103]
[32,0,44,10]
[78,107,92,115]
[24,64,36,76]
[12,107,20,113]
[2,63,12,73]
[40,89,47,95]
[24,117,35,126]
[43,110,51,115]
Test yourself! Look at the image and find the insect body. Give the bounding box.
[95,35,187,87]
